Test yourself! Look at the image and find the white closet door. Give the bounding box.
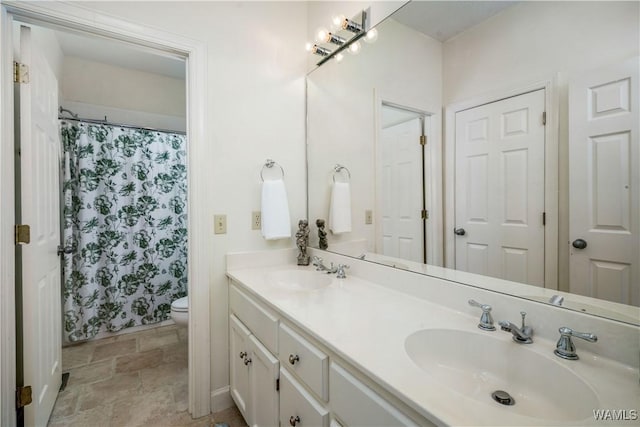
[569,57,639,306]
[380,117,423,262]
[18,24,62,426]
[455,89,546,286]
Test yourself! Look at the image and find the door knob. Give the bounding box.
[572,239,587,249]
[454,227,466,236]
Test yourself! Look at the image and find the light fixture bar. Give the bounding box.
[316,9,368,66]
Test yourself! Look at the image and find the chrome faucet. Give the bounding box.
[311,256,349,278]
[549,295,564,306]
[554,327,597,360]
[499,311,533,344]
[335,264,349,279]
[312,256,332,272]
[468,299,495,331]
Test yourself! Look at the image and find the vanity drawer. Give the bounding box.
[330,362,419,427]
[230,283,278,354]
[279,323,329,401]
[280,367,329,427]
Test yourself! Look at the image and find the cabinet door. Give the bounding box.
[330,362,418,427]
[249,335,280,427]
[280,368,329,427]
[230,315,251,423]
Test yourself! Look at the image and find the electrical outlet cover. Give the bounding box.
[252,211,261,230]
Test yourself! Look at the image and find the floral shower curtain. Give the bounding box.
[61,121,188,342]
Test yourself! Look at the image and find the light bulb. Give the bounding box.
[305,42,313,52]
[332,14,345,30]
[316,27,328,43]
[335,53,344,63]
[348,41,361,55]
[364,28,378,43]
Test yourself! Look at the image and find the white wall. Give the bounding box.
[58,1,309,409]
[61,56,186,121]
[443,1,640,290]
[307,18,442,251]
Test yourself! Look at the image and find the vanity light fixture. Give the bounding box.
[306,9,372,66]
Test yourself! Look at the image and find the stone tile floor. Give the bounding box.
[48,325,246,427]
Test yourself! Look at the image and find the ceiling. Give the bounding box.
[391,1,519,42]
[55,29,185,79]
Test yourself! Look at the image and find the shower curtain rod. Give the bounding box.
[58,116,186,136]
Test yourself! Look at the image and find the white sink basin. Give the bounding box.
[265,270,332,291]
[405,329,600,423]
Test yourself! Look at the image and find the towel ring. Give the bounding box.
[333,164,351,183]
[261,159,285,181]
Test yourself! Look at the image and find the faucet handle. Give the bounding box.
[468,299,495,331]
[336,264,350,279]
[554,327,597,360]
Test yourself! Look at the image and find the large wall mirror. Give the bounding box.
[306,1,639,325]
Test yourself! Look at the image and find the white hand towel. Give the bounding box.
[261,179,292,240]
[329,182,352,234]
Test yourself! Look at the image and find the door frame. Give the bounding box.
[374,90,443,266]
[444,78,559,289]
[0,2,211,424]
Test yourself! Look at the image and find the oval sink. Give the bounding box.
[405,329,600,423]
[265,270,332,292]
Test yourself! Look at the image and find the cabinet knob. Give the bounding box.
[288,354,300,365]
[239,351,247,359]
[289,416,300,426]
[243,357,252,366]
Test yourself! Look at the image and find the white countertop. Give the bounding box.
[227,263,640,426]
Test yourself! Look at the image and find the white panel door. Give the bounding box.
[18,25,62,426]
[569,57,639,306]
[248,335,279,427]
[455,90,545,286]
[379,117,423,262]
[229,315,251,423]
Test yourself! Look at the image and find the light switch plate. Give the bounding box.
[214,215,227,234]
[365,210,373,224]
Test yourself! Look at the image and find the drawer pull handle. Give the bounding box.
[289,416,300,426]
[244,357,252,366]
[239,351,247,359]
[288,354,300,365]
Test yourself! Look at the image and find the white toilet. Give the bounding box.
[170,296,188,327]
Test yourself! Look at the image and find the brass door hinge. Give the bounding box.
[13,61,29,84]
[421,209,429,220]
[15,224,30,244]
[542,111,547,126]
[419,135,426,146]
[16,385,32,409]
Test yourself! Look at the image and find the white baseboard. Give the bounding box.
[211,386,233,413]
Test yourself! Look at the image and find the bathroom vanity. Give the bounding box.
[227,249,640,427]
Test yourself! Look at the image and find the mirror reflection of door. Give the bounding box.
[568,57,639,306]
[378,105,428,264]
[455,89,546,286]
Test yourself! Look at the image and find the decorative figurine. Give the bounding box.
[296,219,310,266]
[316,218,328,250]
